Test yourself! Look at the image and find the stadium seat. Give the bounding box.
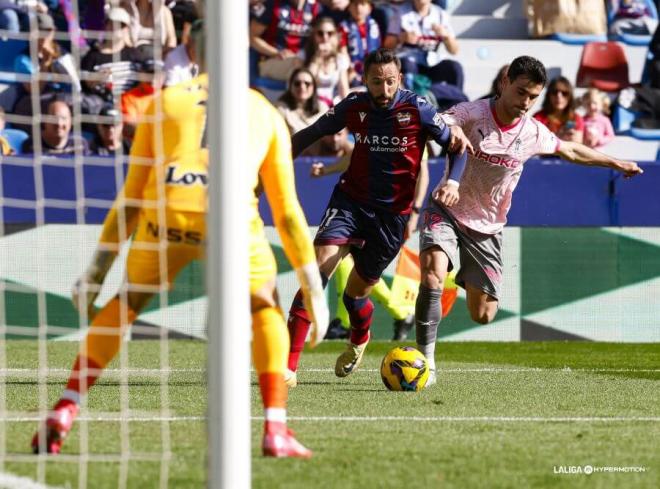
[607,0,658,46]
[576,41,630,92]
[549,33,607,45]
[1,128,29,155]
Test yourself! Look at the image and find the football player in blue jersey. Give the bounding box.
[284,48,471,386]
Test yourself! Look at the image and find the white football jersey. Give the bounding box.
[440,99,559,234]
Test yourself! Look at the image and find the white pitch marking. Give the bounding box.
[0,472,63,489]
[3,415,659,423]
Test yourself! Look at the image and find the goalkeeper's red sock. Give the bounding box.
[287,289,311,372]
[60,356,102,405]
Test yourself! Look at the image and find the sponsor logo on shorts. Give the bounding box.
[146,221,203,245]
[483,266,501,284]
[424,210,443,230]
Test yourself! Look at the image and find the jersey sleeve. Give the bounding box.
[419,97,450,147]
[533,118,561,155]
[440,101,471,126]
[98,108,153,247]
[261,104,316,270]
[292,95,349,156]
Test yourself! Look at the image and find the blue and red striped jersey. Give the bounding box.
[250,0,320,54]
[293,89,450,214]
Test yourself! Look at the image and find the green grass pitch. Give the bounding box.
[1,340,659,488]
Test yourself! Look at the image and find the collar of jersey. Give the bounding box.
[489,97,524,132]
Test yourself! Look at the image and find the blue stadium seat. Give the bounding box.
[0,39,28,83]
[549,33,608,45]
[607,0,658,46]
[613,104,636,134]
[629,126,660,140]
[1,128,29,155]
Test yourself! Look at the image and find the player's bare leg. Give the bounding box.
[252,279,311,458]
[415,246,450,386]
[287,244,349,378]
[32,290,152,454]
[335,269,375,377]
[465,284,498,325]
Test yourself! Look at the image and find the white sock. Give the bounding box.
[417,343,436,371]
[61,389,82,405]
[264,407,286,423]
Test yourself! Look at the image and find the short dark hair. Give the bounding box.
[507,56,547,86]
[363,48,401,77]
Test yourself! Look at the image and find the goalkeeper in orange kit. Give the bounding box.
[32,21,328,457]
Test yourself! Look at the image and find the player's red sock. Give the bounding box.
[62,356,102,402]
[287,290,311,372]
[343,293,374,345]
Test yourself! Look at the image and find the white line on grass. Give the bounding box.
[0,472,63,489]
[4,415,660,423]
[1,367,658,376]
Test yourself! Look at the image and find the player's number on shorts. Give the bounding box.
[319,208,338,230]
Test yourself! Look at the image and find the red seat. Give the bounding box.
[576,41,630,92]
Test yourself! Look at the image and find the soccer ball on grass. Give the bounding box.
[380,346,429,391]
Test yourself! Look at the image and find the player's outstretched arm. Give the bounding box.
[263,107,329,345]
[555,141,644,178]
[310,150,352,178]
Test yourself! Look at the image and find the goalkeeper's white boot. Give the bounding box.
[262,422,312,458]
[31,399,79,454]
[284,369,297,388]
[335,332,370,378]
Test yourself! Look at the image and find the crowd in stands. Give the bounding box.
[0,0,200,156]
[1,0,660,158]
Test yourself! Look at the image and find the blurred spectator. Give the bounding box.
[80,8,149,103]
[308,127,353,162]
[121,59,164,142]
[304,16,350,105]
[338,0,382,87]
[609,0,658,36]
[22,98,89,155]
[384,0,463,90]
[249,0,320,81]
[0,107,12,155]
[275,67,329,137]
[581,88,615,148]
[10,54,61,134]
[120,0,177,56]
[0,0,52,33]
[90,104,129,155]
[164,19,198,86]
[480,64,509,99]
[168,0,199,45]
[534,76,584,143]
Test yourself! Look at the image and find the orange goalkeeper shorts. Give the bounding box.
[126,209,206,292]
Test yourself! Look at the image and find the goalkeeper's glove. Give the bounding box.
[295,263,329,348]
[71,249,117,317]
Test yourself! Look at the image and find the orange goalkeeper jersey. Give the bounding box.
[99,75,209,245]
[248,89,316,270]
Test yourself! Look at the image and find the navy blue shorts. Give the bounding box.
[314,187,409,285]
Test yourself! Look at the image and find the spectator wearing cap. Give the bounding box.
[80,7,150,103]
[0,0,53,33]
[22,98,90,155]
[32,11,81,92]
[90,105,129,156]
[163,19,199,87]
[249,0,321,81]
[120,0,177,57]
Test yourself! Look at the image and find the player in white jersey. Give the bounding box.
[414,56,643,384]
